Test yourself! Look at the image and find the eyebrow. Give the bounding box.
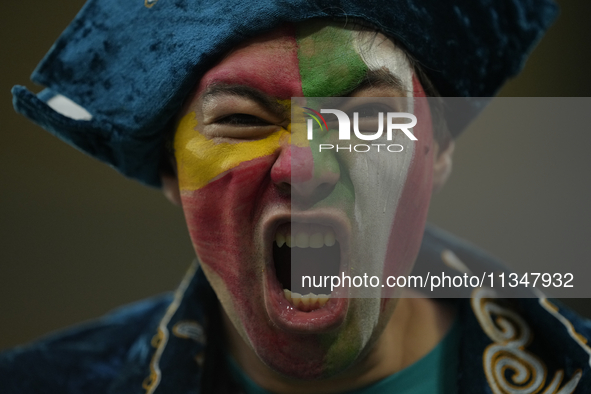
[201,84,287,114]
[317,68,408,109]
[200,68,407,108]
[349,68,407,95]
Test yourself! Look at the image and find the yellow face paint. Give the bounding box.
[273,99,309,148]
[288,104,309,148]
[174,112,300,191]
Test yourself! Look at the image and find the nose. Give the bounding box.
[270,131,340,205]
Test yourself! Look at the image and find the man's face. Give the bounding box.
[173,20,435,379]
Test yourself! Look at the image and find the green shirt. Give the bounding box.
[226,318,460,393]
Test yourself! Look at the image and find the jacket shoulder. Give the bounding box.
[0,294,172,394]
[420,225,591,392]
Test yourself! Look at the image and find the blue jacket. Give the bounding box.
[2,226,590,393]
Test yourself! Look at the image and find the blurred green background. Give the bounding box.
[1,0,590,350]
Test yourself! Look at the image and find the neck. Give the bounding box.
[222,296,455,394]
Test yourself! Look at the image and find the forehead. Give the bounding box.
[195,20,413,99]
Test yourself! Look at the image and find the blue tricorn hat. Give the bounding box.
[12,0,558,187]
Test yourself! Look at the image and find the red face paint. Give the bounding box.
[193,26,303,100]
[176,27,336,377]
[381,75,434,300]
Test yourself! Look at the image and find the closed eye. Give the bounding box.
[215,113,273,127]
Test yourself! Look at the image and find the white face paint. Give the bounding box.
[353,30,415,97]
[348,30,416,299]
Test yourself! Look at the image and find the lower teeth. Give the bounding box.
[283,288,330,312]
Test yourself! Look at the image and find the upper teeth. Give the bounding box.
[275,230,336,248]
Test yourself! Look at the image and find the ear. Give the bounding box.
[432,140,454,193]
[161,172,182,206]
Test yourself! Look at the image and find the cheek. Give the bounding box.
[180,157,275,279]
[182,166,340,378]
[174,112,286,284]
[180,157,278,347]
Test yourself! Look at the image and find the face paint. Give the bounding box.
[281,25,433,373]
[330,30,426,299]
[174,21,434,380]
[297,21,368,97]
[175,112,288,191]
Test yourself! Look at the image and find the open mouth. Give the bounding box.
[272,222,341,312]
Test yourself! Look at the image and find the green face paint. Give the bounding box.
[296,21,368,97]
[293,22,368,213]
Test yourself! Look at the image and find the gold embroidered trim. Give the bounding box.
[143,261,199,394]
[538,297,591,366]
[472,287,581,394]
[172,320,206,344]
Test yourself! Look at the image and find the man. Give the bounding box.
[2,0,590,393]
[163,20,455,391]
